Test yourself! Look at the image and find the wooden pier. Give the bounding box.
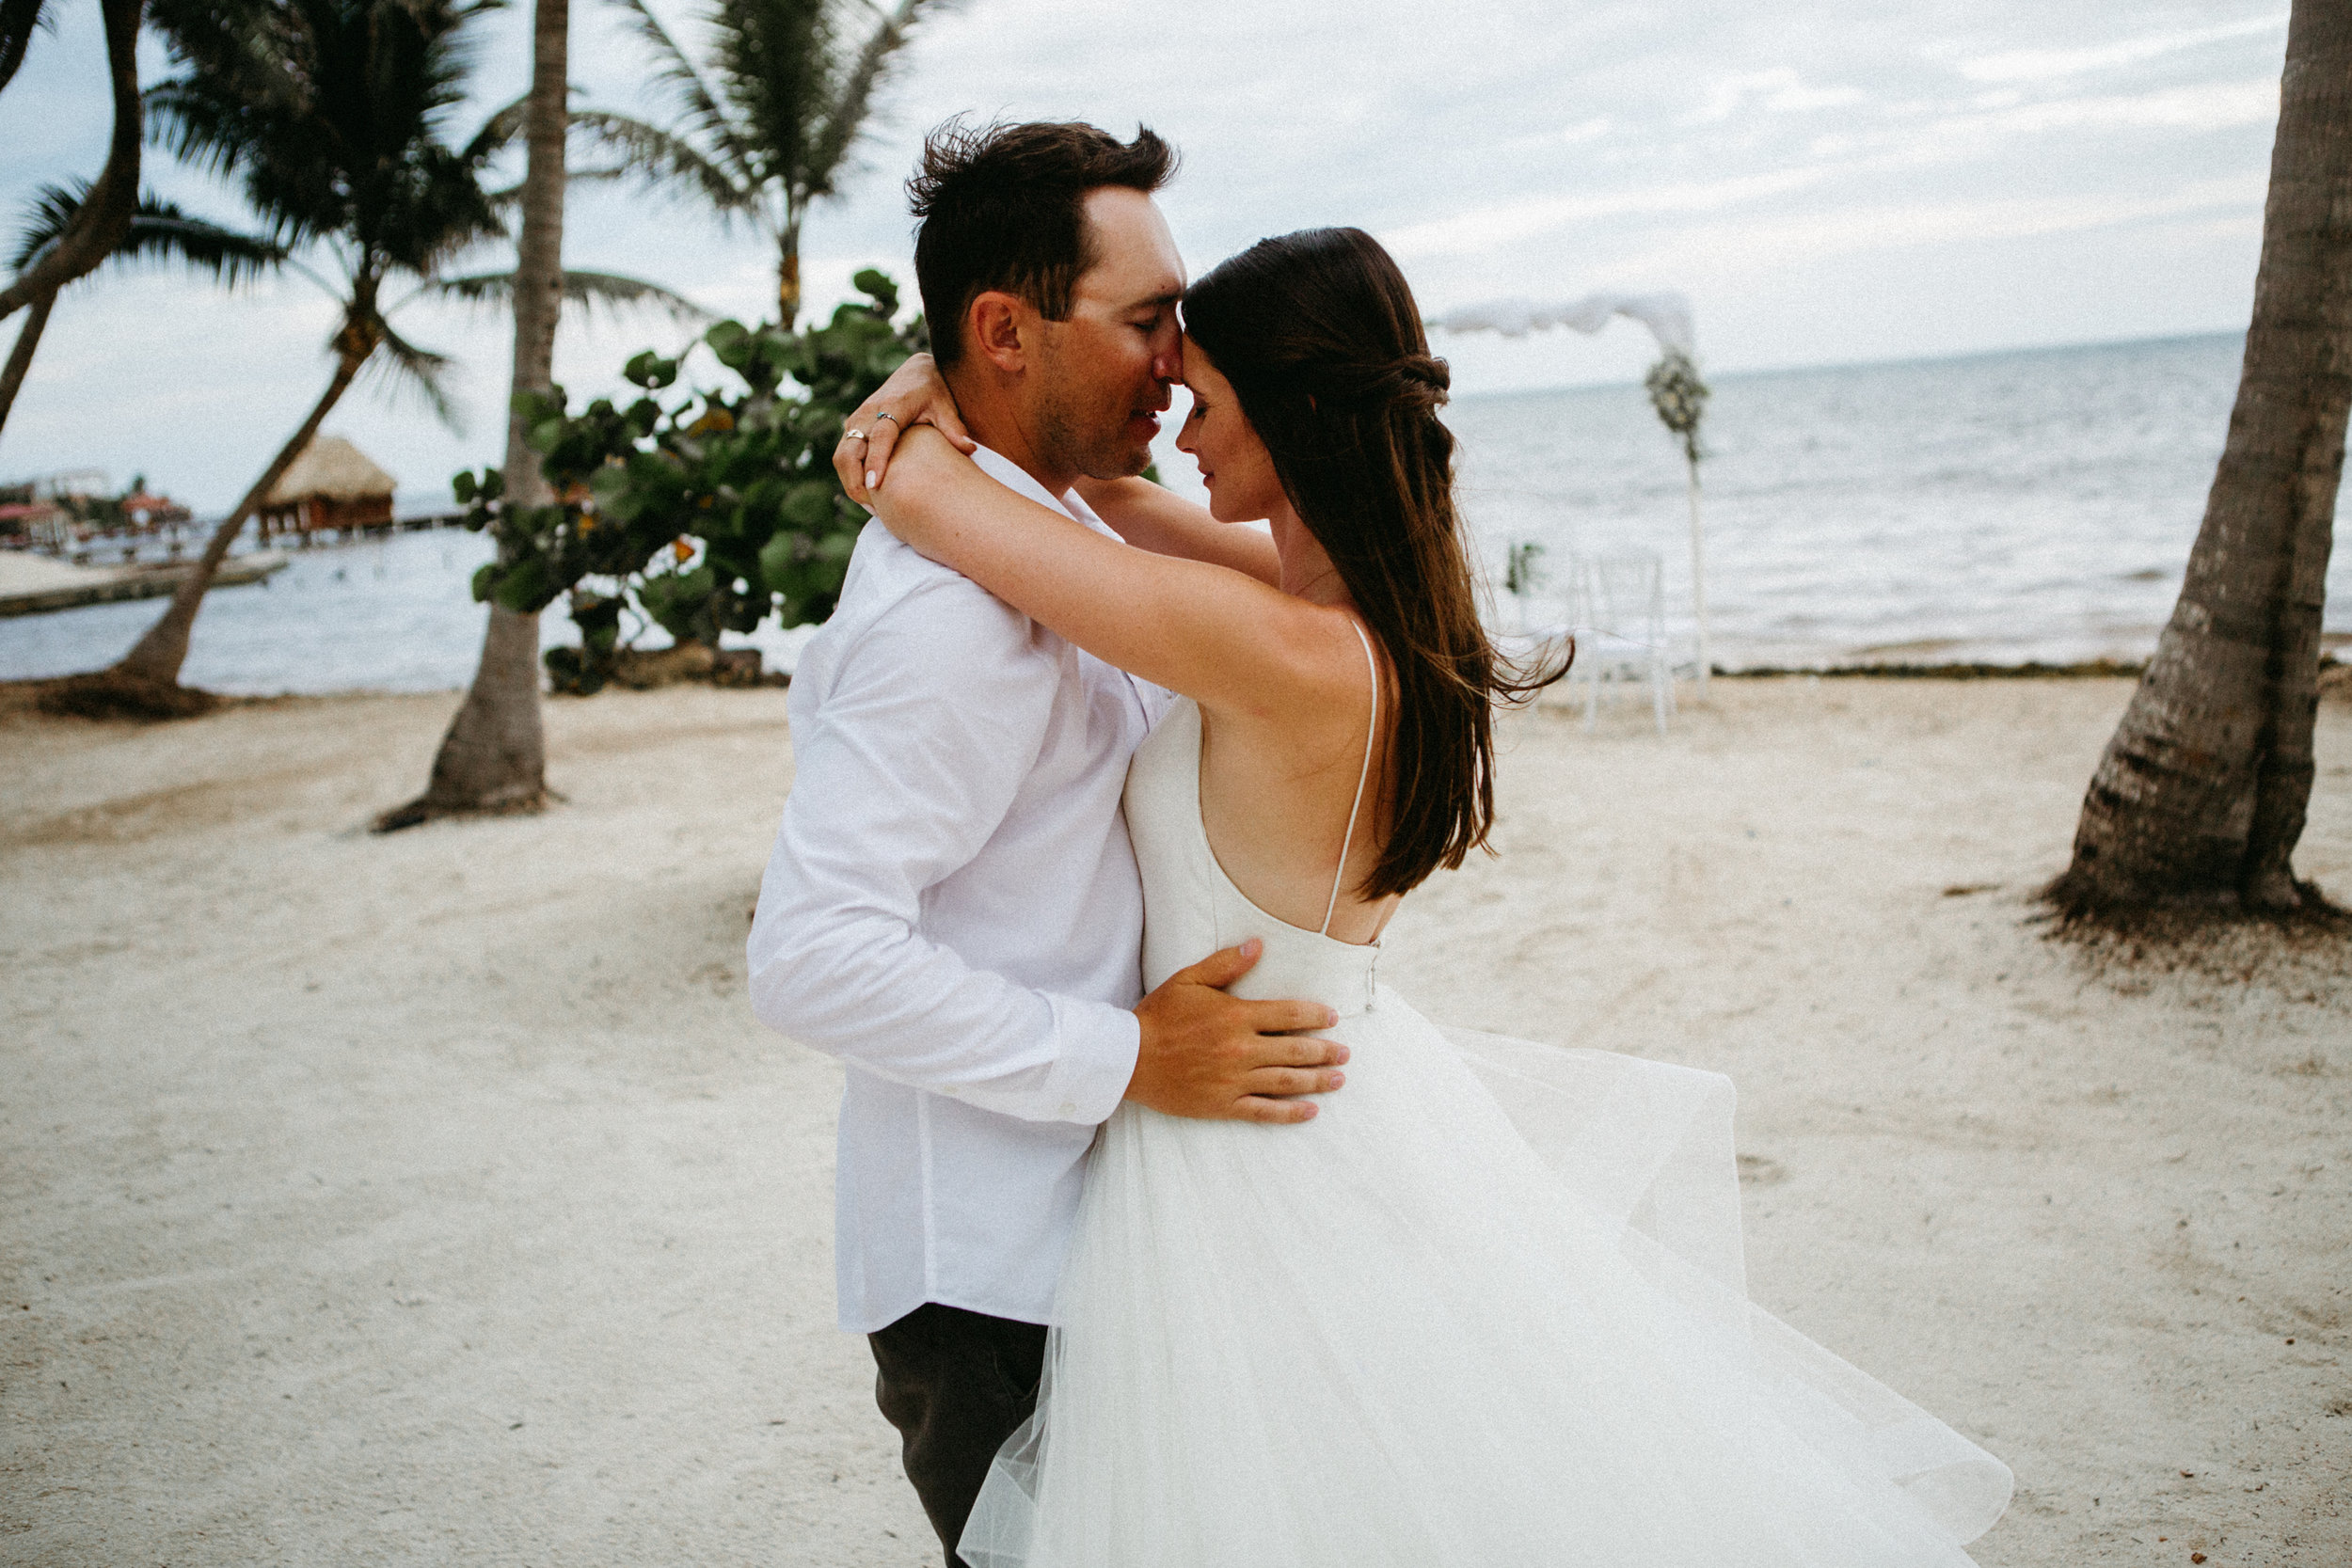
[0,551,289,618]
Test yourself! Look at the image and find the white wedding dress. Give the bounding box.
[962,661,2012,1566]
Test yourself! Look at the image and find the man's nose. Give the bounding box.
[1152,337,1184,386]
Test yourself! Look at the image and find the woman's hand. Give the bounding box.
[863,425,969,549]
[834,353,977,506]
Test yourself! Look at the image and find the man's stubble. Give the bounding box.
[1033,334,1154,484]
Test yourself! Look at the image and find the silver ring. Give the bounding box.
[871,410,900,426]
[845,428,866,441]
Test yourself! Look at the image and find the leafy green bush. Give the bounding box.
[453,269,926,693]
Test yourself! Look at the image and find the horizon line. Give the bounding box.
[1448,324,2245,403]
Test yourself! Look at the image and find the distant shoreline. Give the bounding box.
[11,654,2348,710]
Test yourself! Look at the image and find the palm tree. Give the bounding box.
[59,0,698,709]
[364,0,941,811]
[1,181,287,438]
[378,0,570,828]
[577,0,945,326]
[0,0,145,322]
[0,0,56,92]
[2048,0,2350,919]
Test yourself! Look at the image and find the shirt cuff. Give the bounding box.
[1039,996,1141,1124]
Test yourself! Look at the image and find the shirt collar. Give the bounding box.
[968,444,1119,540]
[962,445,1152,718]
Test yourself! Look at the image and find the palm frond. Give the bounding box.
[0,0,56,96]
[607,0,754,175]
[464,92,532,165]
[142,78,273,185]
[145,0,508,266]
[800,0,939,206]
[425,267,715,325]
[118,207,291,285]
[143,0,313,136]
[369,316,463,433]
[567,109,758,221]
[9,179,289,285]
[7,180,83,273]
[370,144,511,277]
[712,0,831,195]
[561,268,716,324]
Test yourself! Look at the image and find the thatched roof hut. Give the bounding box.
[268,436,394,506]
[260,436,396,539]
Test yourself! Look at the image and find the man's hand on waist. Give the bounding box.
[1126,938,1348,1126]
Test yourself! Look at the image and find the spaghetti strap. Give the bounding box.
[1320,619,1380,938]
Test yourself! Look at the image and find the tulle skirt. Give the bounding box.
[961,988,2010,1567]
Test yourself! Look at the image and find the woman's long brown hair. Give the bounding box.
[1182,227,1570,899]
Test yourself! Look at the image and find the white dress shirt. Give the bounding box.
[749,448,1167,1334]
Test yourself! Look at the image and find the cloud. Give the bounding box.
[1956,13,2286,84]
[1944,77,2278,136]
[1383,70,2273,269]
[1801,77,2279,176]
[1591,173,2265,285]
[1686,69,1868,125]
[1381,168,1831,259]
[0,0,2285,505]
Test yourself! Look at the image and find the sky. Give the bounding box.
[0,0,2290,512]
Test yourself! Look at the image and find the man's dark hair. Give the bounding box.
[909,119,1176,368]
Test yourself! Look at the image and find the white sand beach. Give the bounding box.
[4,678,2346,1566]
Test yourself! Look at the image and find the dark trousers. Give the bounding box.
[869,1302,1049,1568]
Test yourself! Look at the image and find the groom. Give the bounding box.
[747,119,1347,1566]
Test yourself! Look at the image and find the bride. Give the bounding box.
[847,225,2010,1566]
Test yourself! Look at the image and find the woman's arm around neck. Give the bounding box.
[870,428,1360,721]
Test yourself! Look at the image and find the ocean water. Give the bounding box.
[1435,330,2351,670]
[0,525,819,695]
[3,330,2344,693]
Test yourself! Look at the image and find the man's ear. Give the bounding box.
[967,291,1031,374]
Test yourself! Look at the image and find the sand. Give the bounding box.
[4,678,2347,1567]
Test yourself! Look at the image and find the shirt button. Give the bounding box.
[1058,1101,1077,1117]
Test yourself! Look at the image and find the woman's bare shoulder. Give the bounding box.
[1206,598,1386,729]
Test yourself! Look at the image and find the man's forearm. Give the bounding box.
[748,901,1139,1124]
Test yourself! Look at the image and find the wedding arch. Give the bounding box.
[1425,293,1713,694]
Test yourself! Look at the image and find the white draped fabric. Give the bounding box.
[1427,291,1697,357]
[1424,289,1716,692]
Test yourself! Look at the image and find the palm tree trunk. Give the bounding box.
[385,0,565,828]
[0,288,55,438]
[110,345,366,685]
[2050,0,2351,916]
[0,0,139,321]
[778,223,801,329]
